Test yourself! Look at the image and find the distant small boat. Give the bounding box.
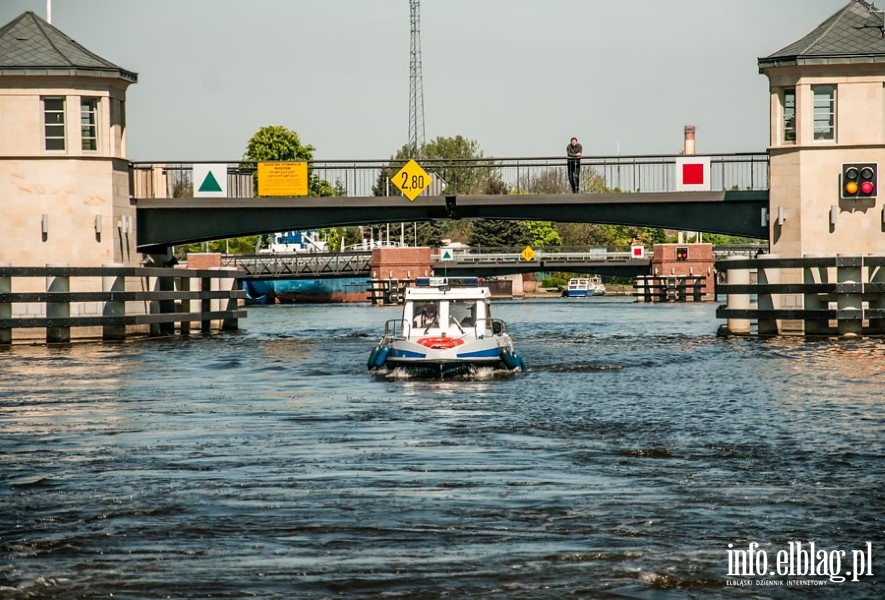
[563,276,606,298]
[368,277,527,377]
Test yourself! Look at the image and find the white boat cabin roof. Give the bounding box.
[404,278,491,302]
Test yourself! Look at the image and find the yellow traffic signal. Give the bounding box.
[842,163,877,199]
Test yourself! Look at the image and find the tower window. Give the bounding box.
[81,97,99,151]
[812,85,836,141]
[43,97,65,151]
[783,89,796,143]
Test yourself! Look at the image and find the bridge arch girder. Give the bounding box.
[135,190,769,253]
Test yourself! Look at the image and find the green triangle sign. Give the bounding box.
[442,249,453,260]
[198,171,223,192]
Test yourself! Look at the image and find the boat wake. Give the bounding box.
[375,365,521,381]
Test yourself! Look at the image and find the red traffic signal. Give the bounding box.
[841,163,877,199]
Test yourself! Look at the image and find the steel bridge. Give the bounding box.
[222,246,764,280]
[133,153,770,253]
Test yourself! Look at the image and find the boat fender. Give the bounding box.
[500,347,518,370]
[368,343,390,370]
[367,345,380,370]
[500,348,527,372]
[374,344,390,368]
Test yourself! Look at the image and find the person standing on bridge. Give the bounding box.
[566,137,583,193]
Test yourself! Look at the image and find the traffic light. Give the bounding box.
[841,163,877,199]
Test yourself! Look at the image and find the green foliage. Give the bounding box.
[541,276,567,288]
[415,222,444,247]
[523,221,562,247]
[310,175,336,197]
[468,220,530,248]
[244,125,315,162]
[515,167,608,195]
[518,168,567,194]
[177,235,261,257]
[172,180,192,198]
[468,174,528,248]
[325,227,362,251]
[188,125,332,255]
[374,135,502,197]
[697,233,757,245]
[242,125,335,198]
[555,223,672,249]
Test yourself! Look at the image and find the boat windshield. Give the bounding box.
[449,300,478,327]
[412,301,439,327]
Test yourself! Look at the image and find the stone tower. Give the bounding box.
[0,11,138,266]
[759,0,885,257]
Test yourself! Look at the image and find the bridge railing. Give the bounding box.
[130,153,769,199]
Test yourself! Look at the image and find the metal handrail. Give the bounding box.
[130,152,769,199]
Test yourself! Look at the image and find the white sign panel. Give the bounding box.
[675,157,711,192]
[193,164,228,197]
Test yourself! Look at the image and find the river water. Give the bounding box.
[0,298,882,599]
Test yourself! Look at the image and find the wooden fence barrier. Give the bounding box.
[0,265,246,344]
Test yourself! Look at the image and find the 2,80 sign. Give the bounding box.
[392,159,433,201]
[401,172,425,192]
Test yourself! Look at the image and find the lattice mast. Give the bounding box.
[408,0,426,157]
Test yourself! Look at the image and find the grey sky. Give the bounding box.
[2,0,847,161]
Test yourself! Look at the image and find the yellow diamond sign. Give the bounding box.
[392,159,432,201]
[521,246,535,261]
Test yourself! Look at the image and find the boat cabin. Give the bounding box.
[404,278,494,336]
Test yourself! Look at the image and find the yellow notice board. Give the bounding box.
[257,162,308,196]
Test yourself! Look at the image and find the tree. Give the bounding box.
[243,125,337,198]
[468,176,525,248]
[516,167,607,195]
[372,135,505,247]
[374,135,503,197]
[244,125,315,163]
[325,226,362,252]
[518,168,567,194]
[468,220,529,248]
[523,221,562,248]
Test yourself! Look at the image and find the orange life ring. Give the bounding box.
[416,337,464,349]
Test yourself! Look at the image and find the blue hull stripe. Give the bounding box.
[388,348,427,359]
[456,348,501,359]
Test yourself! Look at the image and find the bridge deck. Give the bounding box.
[138,190,769,252]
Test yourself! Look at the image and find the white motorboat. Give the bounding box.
[368,277,527,377]
[563,276,606,297]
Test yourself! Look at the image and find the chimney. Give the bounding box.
[683,125,696,156]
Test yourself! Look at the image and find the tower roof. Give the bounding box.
[759,0,885,69]
[0,11,137,82]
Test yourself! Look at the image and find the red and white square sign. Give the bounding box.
[675,157,711,191]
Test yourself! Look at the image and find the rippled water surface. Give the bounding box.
[1,298,883,599]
